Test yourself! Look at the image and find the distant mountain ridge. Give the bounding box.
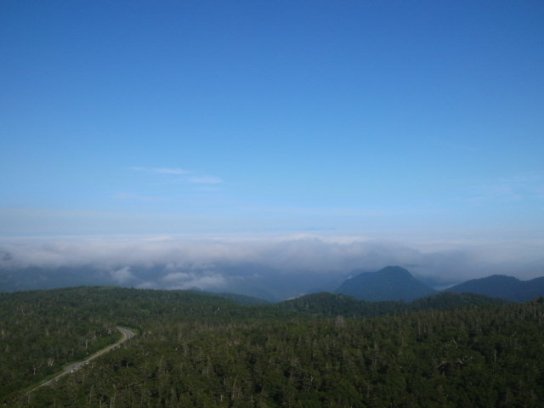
[2,263,544,303]
[335,267,544,303]
[336,266,436,301]
[446,274,544,302]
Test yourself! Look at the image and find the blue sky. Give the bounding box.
[1,0,543,240]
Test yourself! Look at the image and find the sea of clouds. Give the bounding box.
[1,235,543,297]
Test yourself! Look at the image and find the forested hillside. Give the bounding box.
[2,287,543,407]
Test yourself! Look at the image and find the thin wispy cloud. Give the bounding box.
[153,167,190,175]
[130,166,189,175]
[188,176,223,185]
[113,193,164,202]
[130,166,223,185]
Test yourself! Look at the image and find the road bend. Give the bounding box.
[28,326,136,393]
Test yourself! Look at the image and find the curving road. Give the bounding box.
[29,326,136,393]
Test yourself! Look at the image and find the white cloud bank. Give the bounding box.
[1,235,543,291]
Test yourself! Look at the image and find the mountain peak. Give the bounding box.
[336,266,435,302]
[376,266,412,276]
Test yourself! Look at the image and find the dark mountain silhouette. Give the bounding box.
[446,274,544,301]
[336,266,435,301]
[2,263,543,304]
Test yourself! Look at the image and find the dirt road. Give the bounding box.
[29,326,136,393]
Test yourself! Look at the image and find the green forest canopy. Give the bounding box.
[1,287,543,407]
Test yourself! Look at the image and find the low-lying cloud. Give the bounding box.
[0,235,543,298]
